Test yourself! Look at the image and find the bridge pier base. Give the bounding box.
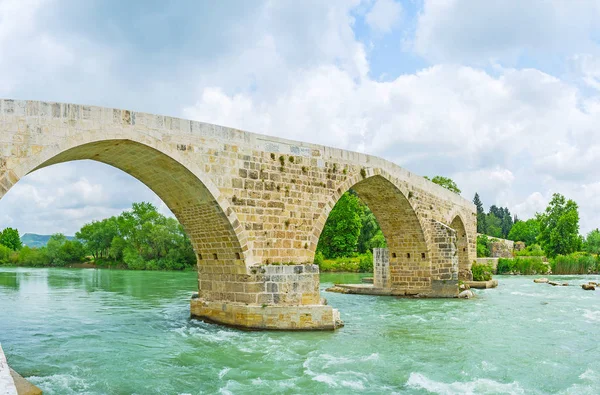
[190,299,342,330]
[191,264,343,330]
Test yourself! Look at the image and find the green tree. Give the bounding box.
[485,213,503,238]
[76,202,196,270]
[508,218,540,246]
[476,234,491,257]
[424,176,461,194]
[357,205,387,253]
[473,193,486,233]
[0,227,22,250]
[316,192,362,258]
[536,193,580,258]
[584,228,600,254]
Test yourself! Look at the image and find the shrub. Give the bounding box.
[314,251,324,266]
[471,263,493,281]
[0,244,11,264]
[515,244,545,257]
[477,234,491,257]
[358,251,373,273]
[497,257,549,275]
[123,247,146,270]
[551,252,599,274]
[18,246,48,267]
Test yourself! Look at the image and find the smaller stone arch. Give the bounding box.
[313,169,432,295]
[449,214,472,280]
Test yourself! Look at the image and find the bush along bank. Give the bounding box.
[314,251,373,273]
[497,257,550,275]
[550,253,600,275]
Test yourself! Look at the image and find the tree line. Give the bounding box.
[0,202,196,270]
[475,191,600,259]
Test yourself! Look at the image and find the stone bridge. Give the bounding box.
[0,99,476,330]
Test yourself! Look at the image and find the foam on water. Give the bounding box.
[28,374,90,395]
[580,309,600,322]
[406,373,525,394]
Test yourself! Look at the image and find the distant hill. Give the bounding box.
[21,233,75,248]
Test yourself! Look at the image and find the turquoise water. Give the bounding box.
[1,268,600,394]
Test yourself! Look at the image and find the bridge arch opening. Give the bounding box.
[0,140,247,282]
[450,215,470,280]
[315,174,431,293]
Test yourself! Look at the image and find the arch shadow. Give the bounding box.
[449,214,471,280]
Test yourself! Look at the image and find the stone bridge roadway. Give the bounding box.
[0,99,476,330]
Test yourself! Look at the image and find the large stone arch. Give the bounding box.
[449,214,472,280]
[2,137,250,268]
[1,134,258,306]
[312,169,432,294]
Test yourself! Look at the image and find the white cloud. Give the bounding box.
[184,61,600,233]
[2,0,600,237]
[0,161,172,235]
[365,0,402,33]
[570,53,600,91]
[413,0,600,64]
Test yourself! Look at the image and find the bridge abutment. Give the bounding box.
[192,264,343,330]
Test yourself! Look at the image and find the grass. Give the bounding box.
[550,253,600,274]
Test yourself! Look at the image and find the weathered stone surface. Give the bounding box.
[458,290,475,299]
[0,99,476,329]
[464,280,498,289]
[9,369,42,395]
[534,278,549,283]
[582,284,596,290]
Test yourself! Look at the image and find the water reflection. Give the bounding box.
[0,271,18,290]
[0,267,197,304]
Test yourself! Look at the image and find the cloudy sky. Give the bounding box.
[1,0,600,236]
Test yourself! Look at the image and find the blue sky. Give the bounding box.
[2,0,600,236]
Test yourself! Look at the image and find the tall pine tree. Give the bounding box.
[473,193,486,233]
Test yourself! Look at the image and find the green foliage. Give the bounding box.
[316,192,363,258]
[473,193,514,238]
[515,244,545,257]
[358,251,373,272]
[497,257,550,275]
[0,227,22,250]
[473,193,486,233]
[424,176,461,194]
[476,234,491,257]
[551,253,600,275]
[584,229,600,254]
[1,202,196,270]
[317,253,373,273]
[536,193,580,258]
[314,251,324,266]
[16,246,47,267]
[44,234,87,266]
[123,247,146,270]
[0,244,12,264]
[357,203,386,253]
[508,218,540,246]
[471,263,493,281]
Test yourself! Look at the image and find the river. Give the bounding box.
[0,268,599,394]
